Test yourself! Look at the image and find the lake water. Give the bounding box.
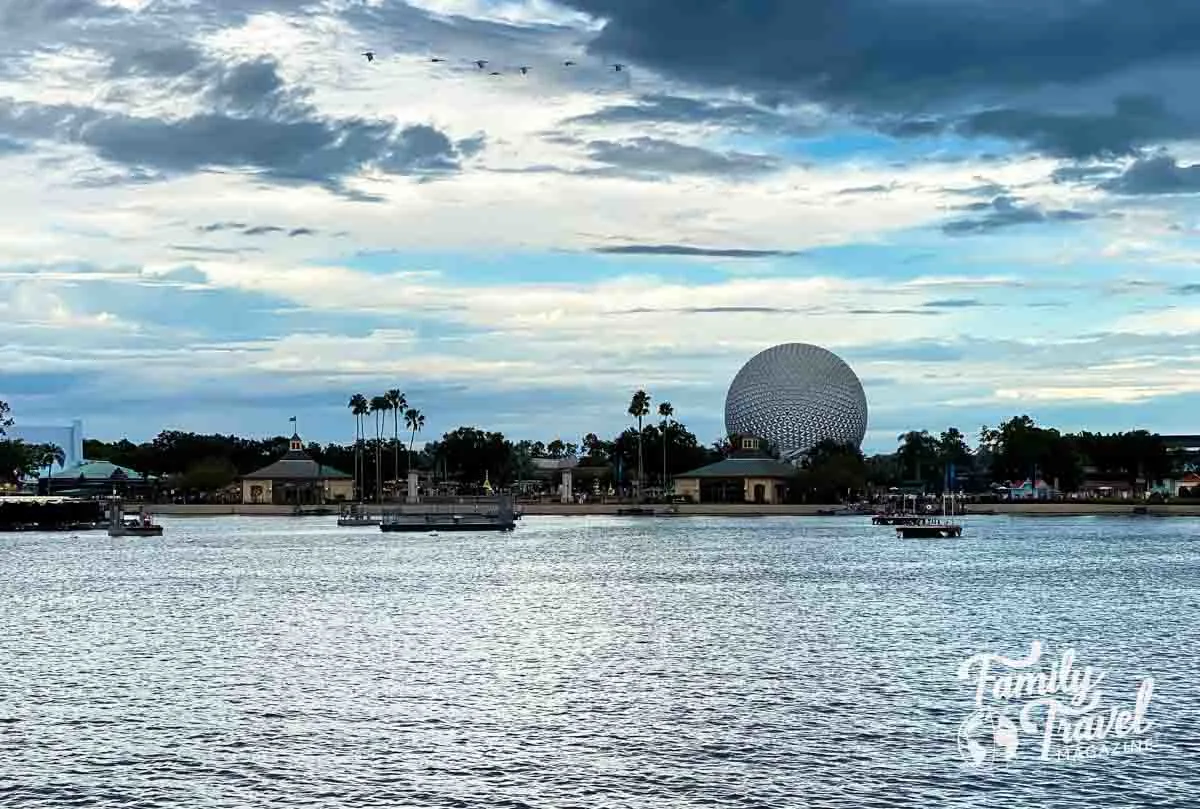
[1,515,1198,808]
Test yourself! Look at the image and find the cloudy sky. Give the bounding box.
[3,0,1200,453]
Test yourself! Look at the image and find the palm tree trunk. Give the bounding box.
[636,416,644,500]
[662,422,668,494]
[376,412,384,504]
[392,410,399,500]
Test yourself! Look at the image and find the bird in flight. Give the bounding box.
[518,66,530,75]
[612,63,625,72]
[489,71,502,76]
[563,60,576,67]
[430,57,445,63]
[474,59,488,69]
[362,50,375,62]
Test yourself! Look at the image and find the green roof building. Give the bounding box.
[674,436,796,504]
[43,459,157,498]
[240,433,353,505]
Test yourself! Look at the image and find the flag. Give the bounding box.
[289,416,297,423]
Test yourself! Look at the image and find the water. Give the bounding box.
[1,515,1198,808]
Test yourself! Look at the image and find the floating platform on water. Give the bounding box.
[380,496,518,533]
[0,497,105,532]
[337,504,379,527]
[872,514,930,525]
[896,521,963,538]
[616,506,681,517]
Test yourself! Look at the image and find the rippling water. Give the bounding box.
[2,515,1198,807]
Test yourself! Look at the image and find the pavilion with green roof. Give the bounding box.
[43,459,158,498]
[240,433,353,505]
[673,436,797,504]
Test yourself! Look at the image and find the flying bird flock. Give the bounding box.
[360,49,629,79]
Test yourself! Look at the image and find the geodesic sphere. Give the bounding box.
[724,343,868,460]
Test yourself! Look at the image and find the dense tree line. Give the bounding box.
[885,416,1180,494]
[2,397,1190,501]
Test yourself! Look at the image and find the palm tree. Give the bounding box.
[39,443,65,494]
[370,395,390,503]
[658,401,674,495]
[405,408,425,476]
[348,394,369,501]
[385,389,406,498]
[627,390,651,500]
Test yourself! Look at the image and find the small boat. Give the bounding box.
[337,503,379,527]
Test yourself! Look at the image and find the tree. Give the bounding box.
[404,408,425,474]
[547,439,566,458]
[0,400,12,436]
[386,389,406,498]
[658,401,674,490]
[581,433,608,464]
[627,390,651,499]
[431,427,516,487]
[348,394,368,501]
[370,395,390,502]
[794,440,867,503]
[0,440,36,484]
[896,430,940,488]
[937,427,972,490]
[36,443,66,487]
[181,457,238,494]
[980,415,1082,492]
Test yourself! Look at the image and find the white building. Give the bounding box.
[7,419,85,468]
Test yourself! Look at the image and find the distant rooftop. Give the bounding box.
[47,459,153,480]
[677,456,797,480]
[243,433,350,480]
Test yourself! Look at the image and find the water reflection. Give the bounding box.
[1,515,1197,806]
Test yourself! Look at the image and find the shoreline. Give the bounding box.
[138,502,1200,518]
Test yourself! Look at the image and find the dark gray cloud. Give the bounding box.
[942,195,1094,235]
[1178,284,1200,295]
[838,184,892,195]
[0,54,478,194]
[197,222,321,237]
[848,308,943,316]
[107,43,205,79]
[558,1,1200,159]
[205,57,310,117]
[562,1,1200,106]
[169,244,259,256]
[1101,154,1200,195]
[0,0,112,31]
[955,96,1188,159]
[1052,164,1121,184]
[0,135,25,155]
[614,305,801,315]
[586,136,779,178]
[923,298,984,309]
[564,93,811,133]
[593,244,796,258]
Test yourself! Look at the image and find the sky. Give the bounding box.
[2,0,1200,454]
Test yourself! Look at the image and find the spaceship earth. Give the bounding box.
[724,343,868,460]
